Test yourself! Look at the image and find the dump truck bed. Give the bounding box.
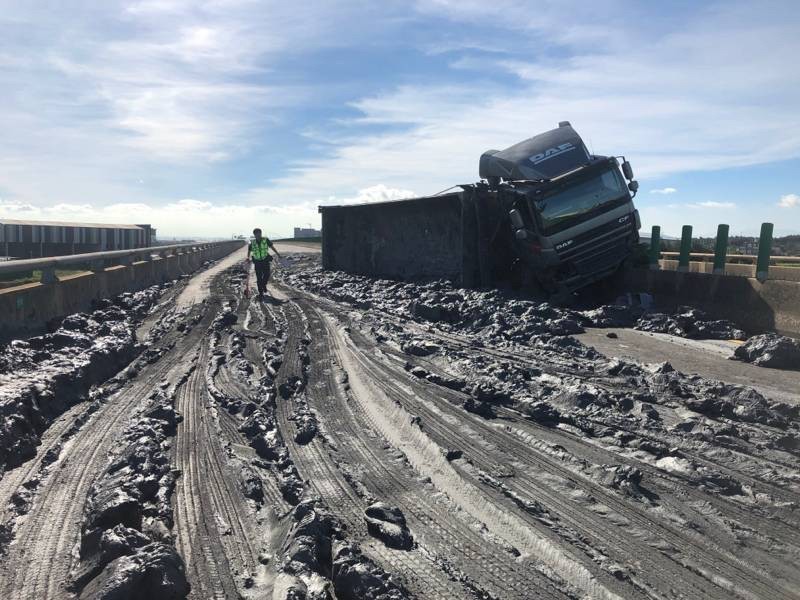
[319,192,468,282]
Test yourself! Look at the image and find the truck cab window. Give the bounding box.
[536,168,628,234]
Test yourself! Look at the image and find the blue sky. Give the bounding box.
[1,0,798,239]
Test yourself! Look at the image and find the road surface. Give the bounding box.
[0,249,797,599]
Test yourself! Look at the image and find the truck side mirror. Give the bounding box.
[509,209,525,229]
[628,180,639,193]
[622,160,634,180]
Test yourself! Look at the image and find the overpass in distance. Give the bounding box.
[0,237,798,599]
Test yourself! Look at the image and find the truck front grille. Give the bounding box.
[555,217,635,275]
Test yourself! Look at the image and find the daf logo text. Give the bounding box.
[529,142,576,165]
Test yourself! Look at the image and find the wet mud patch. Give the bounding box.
[278,257,800,532]
[70,387,189,598]
[0,285,168,476]
[364,502,414,550]
[282,256,751,345]
[241,408,306,506]
[733,333,800,370]
[274,499,411,599]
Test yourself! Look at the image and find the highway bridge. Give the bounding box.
[0,239,798,599]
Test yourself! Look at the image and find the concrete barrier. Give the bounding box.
[0,241,243,340]
[623,268,800,337]
[658,259,800,281]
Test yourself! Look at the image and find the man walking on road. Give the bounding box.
[247,228,282,299]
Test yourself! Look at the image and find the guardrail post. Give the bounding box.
[119,255,132,266]
[40,267,57,284]
[756,222,773,282]
[91,259,105,272]
[677,225,692,272]
[713,224,729,275]
[649,225,661,270]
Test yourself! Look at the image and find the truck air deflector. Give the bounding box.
[479,124,592,182]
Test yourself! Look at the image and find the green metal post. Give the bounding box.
[677,225,692,272]
[713,224,729,275]
[649,225,661,270]
[756,222,773,282]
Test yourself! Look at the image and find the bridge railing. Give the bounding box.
[647,222,797,282]
[0,241,241,285]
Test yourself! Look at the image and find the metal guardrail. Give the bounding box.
[0,240,242,284]
[660,252,800,264]
[648,221,794,282]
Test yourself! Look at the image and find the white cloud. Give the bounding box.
[650,187,677,195]
[326,184,417,205]
[50,203,94,213]
[778,193,799,208]
[0,202,40,214]
[689,201,735,209]
[168,199,213,211]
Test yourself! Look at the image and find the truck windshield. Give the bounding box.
[536,168,628,233]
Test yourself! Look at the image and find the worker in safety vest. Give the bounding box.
[246,228,281,299]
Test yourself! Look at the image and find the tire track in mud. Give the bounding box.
[357,322,800,600]
[316,306,623,600]
[172,324,272,599]
[370,301,800,597]
[499,417,800,594]
[351,332,797,600]
[274,277,800,600]
[295,298,576,600]
[412,331,800,552]
[266,291,581,600]
[393,332,800,586]
[263,297,484,599]
[0,321,206,600]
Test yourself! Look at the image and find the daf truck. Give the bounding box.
[319,122,641,299]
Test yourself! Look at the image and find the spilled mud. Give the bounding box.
[0,285,166,475]
[0,249,798,599]
[734,333,800,370]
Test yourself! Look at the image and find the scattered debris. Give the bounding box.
[733,333,800,370]
[364,502,414,550]
[635,306,746,340]
[0,285,167,474]
[71,388,188,597]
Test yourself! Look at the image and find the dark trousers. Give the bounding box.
[253,258,271,294]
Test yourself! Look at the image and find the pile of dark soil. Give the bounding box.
[276,499,410,599]
[282,258,748,345]
[71,388,188,598]
[733,334,800,370]
[364,502,414,550]
[279,258,800,508]
[282,261,587,343]
[633,306,746,340]
[0,285,166,475]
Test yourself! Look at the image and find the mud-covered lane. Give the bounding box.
[0,293,210,598]
[574,327,800,405]
[274,253,800,600]
[1,249,798,600]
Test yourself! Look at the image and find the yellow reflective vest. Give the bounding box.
[250,238,269,260]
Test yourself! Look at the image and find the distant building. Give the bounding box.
[294,227,321,239]
[0,219,156,259]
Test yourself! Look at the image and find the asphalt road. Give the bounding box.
[0,249,797,599]
[575,327,800,405]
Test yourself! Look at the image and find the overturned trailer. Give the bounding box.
[320,123,641,297]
